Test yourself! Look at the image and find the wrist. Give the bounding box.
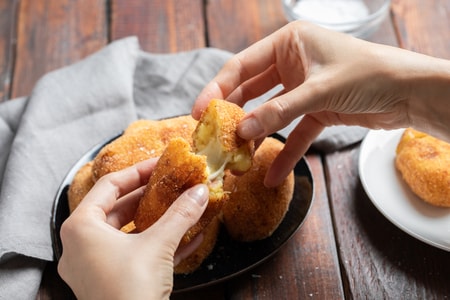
[379,46,450,141]
[405,55,450,141]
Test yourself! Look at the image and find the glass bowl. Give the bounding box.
[282,0,391,39]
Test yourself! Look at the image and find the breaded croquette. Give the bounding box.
[92,116,197,181]
[174,216,221,274]
[395,128,450,207]
[222,137,295,241]
[134,99,254,245]
[67,161,95,213]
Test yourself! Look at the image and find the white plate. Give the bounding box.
[359,129,450,251]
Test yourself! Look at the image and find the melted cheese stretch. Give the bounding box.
[196,136,232,182]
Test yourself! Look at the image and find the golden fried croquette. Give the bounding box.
[134,138,224,245]
[194,99,254,174]
[67,161,95,213]
[120,221,136,233]
[222,137,295,241]
[395,128,450,207]
[92,116,197,181]
[134,99,254,246]
[174,216,220,274]
[67,160,138,233]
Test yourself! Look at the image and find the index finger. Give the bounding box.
[78,158,158,215]
[192,30,280,119]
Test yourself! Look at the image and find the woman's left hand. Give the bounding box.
[57,158,209,300]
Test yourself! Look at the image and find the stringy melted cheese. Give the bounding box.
[196,134,232,182]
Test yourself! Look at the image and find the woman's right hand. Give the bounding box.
[193,21,450,187]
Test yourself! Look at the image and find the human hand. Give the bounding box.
[57,158,209,300]
[193,21,450,187]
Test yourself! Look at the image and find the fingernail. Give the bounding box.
[188,184,208,206]
[239,117,264,139]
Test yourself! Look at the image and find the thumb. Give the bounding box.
[145,184,209,243]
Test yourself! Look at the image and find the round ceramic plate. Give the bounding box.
[359,129,450,252]
[51,133,314,293]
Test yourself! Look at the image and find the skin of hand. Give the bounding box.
[57,158,209,300]
[192,20,450,187]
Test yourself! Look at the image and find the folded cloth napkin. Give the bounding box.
[0,37,367,299]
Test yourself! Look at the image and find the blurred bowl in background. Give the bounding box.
[282,0,391,39]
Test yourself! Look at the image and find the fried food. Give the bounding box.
[395,128,450,207]
[92,116,197,181]
[67,161,95,213]
[69,100,305,274]
[134,137,219,244]
[174,216,220,274]
[222,137,295,241]
[193,99,254,174]
[134,99,254,246]
[67,116,197,210]
[68,116,198,232]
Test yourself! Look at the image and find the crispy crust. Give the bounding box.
[174,216,221,274]
[134,138,226,245]
[67,161,95,213]
[92,116,197,181]
[68,101,263,273]
[134,100,253,247]
[67,116,198,212]
[194,99,254,173]
[395,128,450,207]
[222,137,294,241]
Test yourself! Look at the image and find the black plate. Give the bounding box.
[51,133,314,293]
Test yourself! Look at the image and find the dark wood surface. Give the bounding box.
[1,0,449,299]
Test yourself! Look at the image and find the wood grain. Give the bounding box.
[223,154,344,299]
[111,0,205,53]
[325,147,450,299]
[0,0,17,102]
[391,0,450,59]
[12,0,107,98]
[206,0,288,53]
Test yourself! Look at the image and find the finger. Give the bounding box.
[192,81,225,119]
[173,233,204,266]
[193,35,279,119]
[227,64,281,106]
[105,186,146,229]
[237,80,325,140]
[142,184,209,243]
[79,158,158,215]
[265,115,325,187]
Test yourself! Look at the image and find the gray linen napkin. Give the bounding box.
[0,36,366,299]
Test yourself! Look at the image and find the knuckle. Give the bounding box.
[267,98,293,125]
[172,203,196,223]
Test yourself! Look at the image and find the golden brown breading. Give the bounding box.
[395,128,450,207]
[92,116,197,181]
[194,99,254,174]
[135,100,254,247]
[69,100,259,273]
[174,216,221,274]
[222,137,295,241]
[134,138,226,245]
[67,161,95,213]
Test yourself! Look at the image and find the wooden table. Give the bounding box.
[1,1,449,299]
